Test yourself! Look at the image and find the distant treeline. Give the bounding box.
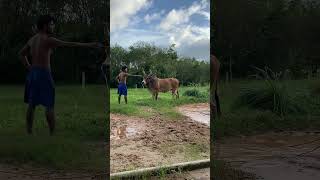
[111,42,210,88]
[213,0,320,79]
[0,0,108,84]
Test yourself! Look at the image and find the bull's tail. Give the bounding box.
[177,89,179,99]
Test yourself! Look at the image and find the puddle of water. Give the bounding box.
[182,111,210,126]
[111,126,138,140]
[220,133,320,180]
[242,159,320,180]
[178,104,210,126]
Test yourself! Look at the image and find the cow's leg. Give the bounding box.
[170,88,175,99]
[176,89,179,99]
[156,92,158,100]
[171,89,175,99]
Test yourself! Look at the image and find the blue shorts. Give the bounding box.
[24,66,55,109]
[118,83,127,96]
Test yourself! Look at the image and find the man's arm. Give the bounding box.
[115,75,120,83]
[47,37,102,49]
[126,73,142,77]
[18,43,31,70]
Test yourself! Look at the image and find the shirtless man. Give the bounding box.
[116,66,129,104]
[19,15,101,135]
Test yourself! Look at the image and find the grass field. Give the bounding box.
[0,85,108,171]
[110,86,209,118]
[213,79,320,139]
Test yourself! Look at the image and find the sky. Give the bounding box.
[110,0,210,61]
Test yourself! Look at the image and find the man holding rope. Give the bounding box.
[19,15,102,135]
[115,65,142,104]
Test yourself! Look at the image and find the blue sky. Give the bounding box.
[110,0,210,61]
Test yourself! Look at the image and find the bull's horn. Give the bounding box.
[142,70,146,75]
[149,69,152,75]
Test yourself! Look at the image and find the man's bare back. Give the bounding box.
[28,33,53,69]
[19,14,103,135]
[117,72,128,84]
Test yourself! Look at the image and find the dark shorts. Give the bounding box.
[118,83,127,96]
[24,66,55,109]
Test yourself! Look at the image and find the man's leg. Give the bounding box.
[118,95,121,104]
[124,96,127,104]
[45,107,55,135]
[26,104,35,134]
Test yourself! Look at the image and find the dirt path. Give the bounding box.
[217,132,320,180]
[110,103,210,173]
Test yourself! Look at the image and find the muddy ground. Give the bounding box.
[0,164,107,180]
[217,132,320,180]
[110,103,210,173]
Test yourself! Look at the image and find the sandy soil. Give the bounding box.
[110,104,210,173]
[216,131,320,180]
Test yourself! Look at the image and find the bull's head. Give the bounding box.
[142,70,156,87]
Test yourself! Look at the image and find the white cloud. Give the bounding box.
[111,29,168,48]
[179,38,210,61]
[144,10,165,24]
[197,11,210,20]
[110,0,152,32]
[159,0,208,31]
[111,0,210,61]
[158,0,210,60]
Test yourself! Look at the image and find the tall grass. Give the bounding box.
[234,67,304,116]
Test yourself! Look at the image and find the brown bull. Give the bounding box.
[142,71,179,100]
[211,54,221,118]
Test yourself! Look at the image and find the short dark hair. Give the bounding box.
[121,65,127,71]
[37,15,55,30]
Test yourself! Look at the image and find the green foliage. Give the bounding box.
[111,42,209,88]
[183,89,206,98]
[212,79,320,139]
[234,67,304,116]
[213,0,320,79]
[0,0,107,84]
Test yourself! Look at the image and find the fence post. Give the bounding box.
[226,72,229,84]
[229,57,233,82]
[82,71,85,89]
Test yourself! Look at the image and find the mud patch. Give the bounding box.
[111,113,209,173]
[217,132,320,180]
[0,164,105,180]
[177,103,210,126]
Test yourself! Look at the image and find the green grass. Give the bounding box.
[213,79,320,139]
[110,86,209,119]
[0,85,108,171]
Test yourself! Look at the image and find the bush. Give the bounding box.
[234,67,304,116]
[183,89,206,98]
